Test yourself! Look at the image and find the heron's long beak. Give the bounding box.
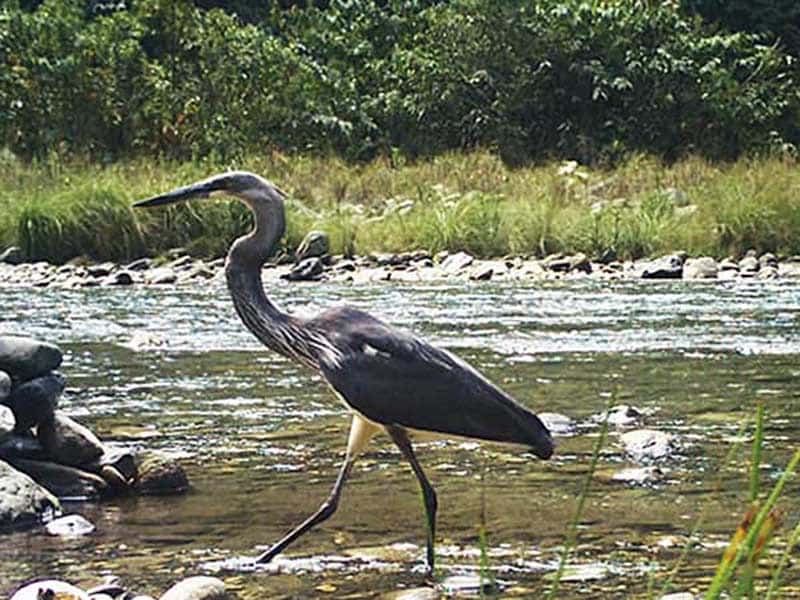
[133,180,216,208]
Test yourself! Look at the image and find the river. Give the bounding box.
[1,278,799,598]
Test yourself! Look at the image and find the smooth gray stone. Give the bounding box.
[0,370,10,402]
[39,412,105,467]
[6,372,65,430]
[0,336,63,381]
[295,230,330,260]
[159,576,226,600]
[0,459,61,528]
[10,458,108,499]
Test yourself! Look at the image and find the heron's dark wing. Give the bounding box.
[308,307,553,459]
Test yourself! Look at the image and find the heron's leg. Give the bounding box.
[255,414,380,564]
[386,425,438,573]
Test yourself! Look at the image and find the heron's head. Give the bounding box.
[133,171,286,212]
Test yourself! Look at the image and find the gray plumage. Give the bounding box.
[135,171,553,571]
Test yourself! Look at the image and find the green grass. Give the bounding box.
[2,152,800,263]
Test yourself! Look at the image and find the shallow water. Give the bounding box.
[1,278,799,598]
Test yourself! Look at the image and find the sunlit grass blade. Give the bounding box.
[765,519,800,600]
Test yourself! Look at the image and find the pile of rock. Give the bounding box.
[0,336,188,531]
[11,575,228,600]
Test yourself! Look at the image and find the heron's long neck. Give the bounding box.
[224,204,334,369]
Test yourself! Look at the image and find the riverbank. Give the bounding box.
[2,153,800,265]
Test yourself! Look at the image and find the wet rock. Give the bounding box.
[135,452,189,495]
[718,258,738,272]
[0,433,45,460]
[127,258,153,271]
[6,372,65,430]
[0,246,24,265]
[90,448,137,487]
[440,575,501,596]
[296,230,330,260]
[469,263,493,281]
[738,254,759,275]
[283,257,324,281]
[101,270,134,286]
[45,513,95,536]
[758,265,778,280]
[146,267,178,285]
[659,594,695,600]
[0,405,14,440]
[86,263,115,278]
[621,429,676,462]
[11,457,108,498]
[0,336,63,381]
[683,257,718,279]
[759,252,778,269]
[538,412,576,436]
[38,412,105,467]
[0,370,10,403]
[383,587,439,600]
[159,576,226,600]
[166,255,194,270]
[440,251,474,273]
[641,254,684,279]
[10,579,89,600]
[544,252,590,273]
[609,466,664,485]
[605,404,643,427]
[0,459,60,528]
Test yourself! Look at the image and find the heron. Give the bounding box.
[134,171,554,572]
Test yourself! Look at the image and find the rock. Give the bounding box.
[283,257,324,281]
[683,256,718,279]
[440,575,501,596]
[90,448,138,487]
[538,412,576,436]
[0,370,10,402]
[45,513,95,536]
[662,187,690,207]
[621,429,676,462]
[159,576,227,600]
[135,453,189,495]
[6,372,65,430]
[0,433,45,460]
[759,252,778,269]
[383,587,440,600]
[609,466,664,485]
[38,412,105,467]
[641,255,683,279]
[0,336,63,381]
[0,459,60,528]
[468,264,493,281]
[10,457,108,498]
[758,266,779,280]
[440,251,474,273]
[126,257,153,271]
[146,267,178,285]
[544,252,591,273]
[166,255,194,270]
[718,258,739,272]
[0,405,14,440]
[0,246,24,265]
[101,270,134,286]
[296,230,330,260]
[10,579,89,600]
[738,255,759,274]
[605,404,643,427]
[86,263,115,278]
[659,594,695,600]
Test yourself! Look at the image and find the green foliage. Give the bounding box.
[0,0,797,164]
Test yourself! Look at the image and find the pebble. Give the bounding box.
[45,513,95,536]
[10,579,90,600]
[159,576,227,600]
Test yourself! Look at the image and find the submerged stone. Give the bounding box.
[0,336,63,381]
[10,457,108,499]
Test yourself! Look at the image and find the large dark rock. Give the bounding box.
[6,372,64,430]
[0,336,63,381]
[38,412,105,467]
[10,457,108,499]
[0,459,60,528]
